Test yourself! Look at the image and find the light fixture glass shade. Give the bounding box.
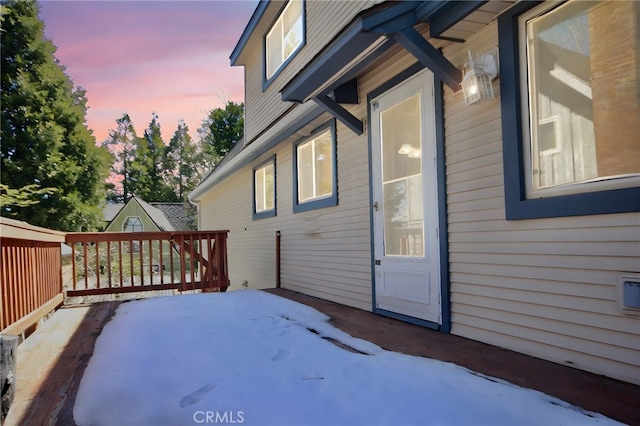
[408,148,421,158]
[398,143,414,155]
[461,66,494,105]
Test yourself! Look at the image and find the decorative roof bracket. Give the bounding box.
[391,27,462,91]
[313,95,363,136]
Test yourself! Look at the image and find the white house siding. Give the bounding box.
[442,22,640,385]
[243,0,380,144]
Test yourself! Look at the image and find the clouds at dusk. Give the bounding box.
[39,0,257,142]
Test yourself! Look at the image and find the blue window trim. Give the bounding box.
[292,120,338,213]
[498,1,640,220]
[252,155,277,220]
[263,0,306,91]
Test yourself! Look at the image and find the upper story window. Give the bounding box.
[253,157,276,220]
[293,121,337,213]
[498,0,640,219]
[266,0,304,82]
[123,217,143,232]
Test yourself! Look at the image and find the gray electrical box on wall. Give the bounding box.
[617,274,640,314]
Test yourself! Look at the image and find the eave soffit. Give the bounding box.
[280,0,480,135]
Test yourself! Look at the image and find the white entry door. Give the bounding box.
[371,70,441,324]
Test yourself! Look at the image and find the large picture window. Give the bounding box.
[253,157,276,220]
[498,0,640,219]
[266,0,304,81]
[524,1,639,195]
[293,122,337,213]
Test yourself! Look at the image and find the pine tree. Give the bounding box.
[130,113,172,201]
[102,113,137,203]
[164,121,199,201]
[0,0,109,231]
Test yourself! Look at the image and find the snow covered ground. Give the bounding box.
[74,290,620,426]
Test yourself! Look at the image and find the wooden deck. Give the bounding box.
[5,289,639,425]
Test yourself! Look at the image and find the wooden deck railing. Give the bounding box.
[65,230,229,296]
[0,218,65,334]
[1,217,230,333]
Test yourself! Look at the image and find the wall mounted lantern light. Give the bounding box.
[461,49,499,105]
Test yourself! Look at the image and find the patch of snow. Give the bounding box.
[73,290,621,426]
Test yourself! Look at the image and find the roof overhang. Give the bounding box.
[280,0,484,135]
[230,1,269,66]
[189,101,327,202]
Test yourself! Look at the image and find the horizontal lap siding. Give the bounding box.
[279,116,372,311]
[197,170,279,290]
[244,1,380,143]
[443,22,640,384]
[199,114,374,310]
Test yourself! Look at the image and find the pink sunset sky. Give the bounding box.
[39,0,258,144]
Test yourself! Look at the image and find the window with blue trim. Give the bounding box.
[253,157,276,220]
[265,0,304,83]
[498,0,640,219]
[293,121,337,213]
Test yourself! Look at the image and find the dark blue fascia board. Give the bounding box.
[281,18,381,103]
[281,1,423,103]
[498,1,640,219]
[415,1,451,21]
[230,0,269,66]
[392,27,462,91]
[360,1,420,31]
[313,95,363,135]
[361,7,418,34]
[206,105,326,188]
[428,1,488,38]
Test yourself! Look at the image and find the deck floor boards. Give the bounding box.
[4,290,639,425]
[268,288,640,426]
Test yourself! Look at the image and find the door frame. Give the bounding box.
[367,63,451,332]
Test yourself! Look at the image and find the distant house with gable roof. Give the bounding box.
[103,196,193,233]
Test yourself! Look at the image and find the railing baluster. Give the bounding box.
[118,240,123,288]
[107,241,112,288]
[148,239,153,286]
[95,241,101,289]
[129,239,134,287]
[83,242,89,291]
[197,236,203,290]
[170,237,175,286]
[139,239,144,287]
[71,242,77,291]
[189,234,195,290]
[179,237,186,291]
[158,236,164,285]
